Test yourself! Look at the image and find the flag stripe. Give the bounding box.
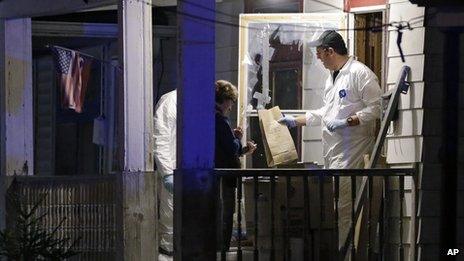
[51,46,93,113]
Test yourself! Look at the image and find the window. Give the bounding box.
[238,13,347,167]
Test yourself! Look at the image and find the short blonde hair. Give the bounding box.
[215,80,238,103]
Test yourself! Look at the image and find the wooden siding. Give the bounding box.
[33,57,55,176]
[216,0,242,129]
[384,2,425,261]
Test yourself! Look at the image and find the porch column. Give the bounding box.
[174,0,216,260]
[0,18,33,176]
[117,0,156,260]
[0,19,4,231]
[0,17,33,229]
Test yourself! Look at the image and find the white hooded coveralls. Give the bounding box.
[153,90,177,259]
[305,57,381,169]
[305,57,381,247]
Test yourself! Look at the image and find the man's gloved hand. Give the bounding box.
[163,174,174,193]
[327,118,348,132]
[278,115,297,128]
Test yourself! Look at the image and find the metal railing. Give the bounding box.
[215,167,416,261]
[5,175,118,260]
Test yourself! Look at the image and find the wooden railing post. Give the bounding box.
[117,0,156,258]
[116,171,157,261]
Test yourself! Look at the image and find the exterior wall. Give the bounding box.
[418,7,464,259]
[418,22,442,260]
[460,30,464,259]
[154,36,177,104]
[385,1,425,165]
[385,1,425,260]
[303,0,343,164]
[304,0,343,13]
[216,0,244,126]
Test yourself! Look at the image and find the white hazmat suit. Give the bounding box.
[153,90,177,261]
[305,57,381,248]
[306,57,381,168]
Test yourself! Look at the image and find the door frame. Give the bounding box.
[348,6,388,91]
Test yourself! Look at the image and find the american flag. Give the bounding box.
[51,46,93,113]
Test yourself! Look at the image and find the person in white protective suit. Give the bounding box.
[279,30,381,168]
[279,30,382,248]
[153,89,176,261]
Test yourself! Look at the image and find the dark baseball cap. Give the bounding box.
[308,30,347,54]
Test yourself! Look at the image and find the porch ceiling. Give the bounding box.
[32,36,113,56]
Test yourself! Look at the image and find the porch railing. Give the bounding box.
[215,167,416,261]
[5,175,118,260]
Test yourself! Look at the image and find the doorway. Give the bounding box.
[354,12,383,81]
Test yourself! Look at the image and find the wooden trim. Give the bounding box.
[0,0,116,19]
[2,19,34,176]
[238,13,347,167]
[32,21,176,38]
[118,0,154,171]
[245,0,303,13]
[350,5,387,13]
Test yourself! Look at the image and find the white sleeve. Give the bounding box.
[355,70,382,124]
[153,93,176,176]
[305,106,326,126]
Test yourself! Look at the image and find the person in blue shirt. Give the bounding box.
[215,80,256,252]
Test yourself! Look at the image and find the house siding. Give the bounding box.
[302,1,342,164]
[216,0,243,126]
[385,1,425,260]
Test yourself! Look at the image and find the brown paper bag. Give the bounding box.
[258,106,298,167]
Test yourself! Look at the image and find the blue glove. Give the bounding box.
[278,115,297,128]
[163,174,174,194]
[327,118,348,132]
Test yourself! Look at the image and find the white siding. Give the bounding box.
[387,28,425,57]
[34,57,55,176]
[386,1,425,165]
[386,3,425,260]
[302,86,324,163]
[388,82,424,110]
[216,0,242,126]
[303,126,322,140]
[388,2,424,27]
[386,137,423,164]
[301,140,324,164]
[302,0,342,164]
[388,109,424,137]
[386,55,424,84]
[304,0,343,13]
